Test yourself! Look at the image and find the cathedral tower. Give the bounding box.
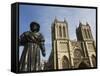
[47,20,96,70]
[76,22,96,67]
[51,18,71,69]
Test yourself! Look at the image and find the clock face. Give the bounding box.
[74,49,82,58]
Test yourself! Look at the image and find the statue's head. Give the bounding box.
[30,22,40,32]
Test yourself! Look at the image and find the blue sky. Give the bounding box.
[19,4,96,61]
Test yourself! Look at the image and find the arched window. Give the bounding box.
[62,56,69,69]
[86,29,91,39]
[91,54,96,67]
[63,26,66,37]
[87,30,91,38]
[78,62,89,68]
[59,26,62,37]
[84,29,88,39]
[89,30,93,39]
[74,49,82,58]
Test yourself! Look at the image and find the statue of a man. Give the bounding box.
[19,22,46,72]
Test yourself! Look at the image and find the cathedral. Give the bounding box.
[45,18,96,70]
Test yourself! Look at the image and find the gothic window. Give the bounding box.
[86,29,89,38]
[88,29,93,39]
[59,26,62,37]
[78,62,89,68]
[84,29,88,39]
[89,30,93,39]
[87,30,91,38]
[86,29,91,39]
[63,26,66,37]
[82,29,85,38]
[91,54,96,67]
[62,56,69,69]
[74,49,82,58]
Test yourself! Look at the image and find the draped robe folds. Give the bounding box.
[19,31,45,72]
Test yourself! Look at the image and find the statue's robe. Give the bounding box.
[19,31,45,72]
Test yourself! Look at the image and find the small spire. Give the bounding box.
[76,24,78,29]
[64,17,66,22]
[79,20,82,26]
[64,17,68,25]
[79,20,81,24]
[86,21,89,26]
[54,16,57,22]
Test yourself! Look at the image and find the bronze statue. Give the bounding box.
[19,22,45,72]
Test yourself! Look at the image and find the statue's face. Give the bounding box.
[31,24,40,32]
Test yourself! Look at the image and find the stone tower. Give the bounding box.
[76,22,96,67]
[51,18,71,70]
[46,19,96,70]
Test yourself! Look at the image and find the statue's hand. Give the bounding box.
[42,51,46,57]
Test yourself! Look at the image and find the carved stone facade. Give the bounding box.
[46,18,96,70]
